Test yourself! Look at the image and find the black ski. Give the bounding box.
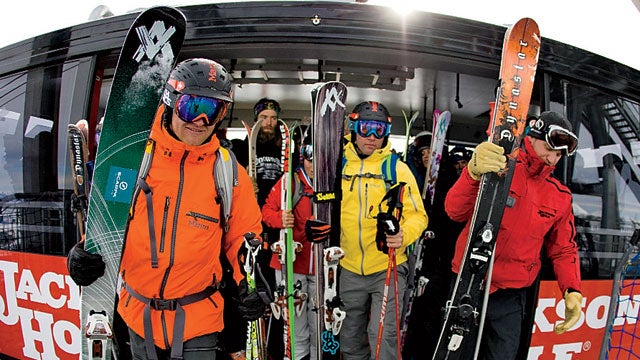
[311,81,347,359]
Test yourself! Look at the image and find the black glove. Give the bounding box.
[305,218,330,244]
[237,279,270,321]
[67,241,105,286]
[375,212,400,254]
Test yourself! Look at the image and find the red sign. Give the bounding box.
[0,250,81,360]
[1,250,639,360]
[529,280,640,359]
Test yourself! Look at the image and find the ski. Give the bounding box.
[244,232,266,360]
[248,119,263,179]
[432,18,540,360]
[311,81,348,359]
[245,118,269,360]
[400,230,432,348]
[270,120,303,360]
[402,110,420,162]
[79,7,186,359]
[67,123,90,240]
[423,110,451,203]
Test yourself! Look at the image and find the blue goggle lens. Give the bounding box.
[175,94,227,126]
[354,120,391,139]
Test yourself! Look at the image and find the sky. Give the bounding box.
[2,0,640,71]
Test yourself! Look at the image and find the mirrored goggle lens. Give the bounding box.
[355,120,391,139]
[546,125,578,156]
[301,144,313,160]
[175,94,227,126]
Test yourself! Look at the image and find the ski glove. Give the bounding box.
[67,241,105,286]
[375,212,400,254]
[237,279,270,321]
[467,142,507,180]
[555,290,583,334]
[305,218,331,243]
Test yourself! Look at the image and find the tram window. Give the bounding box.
[0,58,96,256]
[556,79,640,279]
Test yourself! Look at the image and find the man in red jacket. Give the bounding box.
[262,142,318,360]
[444,111,583,360]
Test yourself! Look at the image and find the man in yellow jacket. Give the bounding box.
[339,101,428,360]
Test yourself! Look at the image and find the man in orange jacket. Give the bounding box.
[68,58,267,360]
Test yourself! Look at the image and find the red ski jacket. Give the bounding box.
[262,168,315,275]
[445,137,581,294]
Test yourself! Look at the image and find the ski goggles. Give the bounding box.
[545,125,578,156]
[352,120,391,139]
[301,144,313,161]
[175,94,228,126]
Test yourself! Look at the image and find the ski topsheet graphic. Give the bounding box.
[67,123,89,240]
[80,7,186,359]
[432,18,540,360]
[311,81,347,359]
[423,110,451,203]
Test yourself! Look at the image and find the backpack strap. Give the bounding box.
[292,170,313,209]
[214,146,238,232]
[381,152,399,186]
[341,152,399,190]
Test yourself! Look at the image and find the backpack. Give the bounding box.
[134,138,238,232]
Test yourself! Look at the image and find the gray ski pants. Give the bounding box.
[338,263,408,360]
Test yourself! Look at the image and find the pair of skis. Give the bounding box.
[433,17,540,360]
[270,120,308,360]
[311,81,348,359]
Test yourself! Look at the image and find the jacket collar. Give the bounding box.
[344,140,392,163]
[520,136,554,178]
[151,105,220,161]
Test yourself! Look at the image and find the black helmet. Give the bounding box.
[162,58,233,108]
[348,101,392,124]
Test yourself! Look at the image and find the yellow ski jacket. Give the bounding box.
[340,141,428,275]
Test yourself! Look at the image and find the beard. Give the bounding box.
[258,125,279,144]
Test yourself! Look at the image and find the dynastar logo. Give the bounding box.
[320,87,346,116]
[133,20,177,63]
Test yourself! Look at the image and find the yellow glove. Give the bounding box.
[467,142,507,180]
[554,290,583,334]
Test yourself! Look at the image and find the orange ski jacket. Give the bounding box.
[117,106,262,348]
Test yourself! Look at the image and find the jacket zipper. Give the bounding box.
[159,150,189,347]
[160,197,170,252]
[186,211,219,223]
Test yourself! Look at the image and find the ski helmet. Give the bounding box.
[348,101,392,124]
[347,101,392,146]
[163,58,233,109]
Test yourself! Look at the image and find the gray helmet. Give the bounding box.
[163,58,233,108]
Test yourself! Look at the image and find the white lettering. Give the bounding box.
[0,260,81,358]
[19,308,60,360]
[0,260,20,325]
[16,269,46,304]
[614,294,640,326]
[552,342,582,360]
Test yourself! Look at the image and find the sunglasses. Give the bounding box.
[175,94,228,126]
[544,125,578,156]
[353,120,391,139]
[301,144,313,161]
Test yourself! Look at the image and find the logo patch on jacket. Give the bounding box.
[537,209,555,219]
